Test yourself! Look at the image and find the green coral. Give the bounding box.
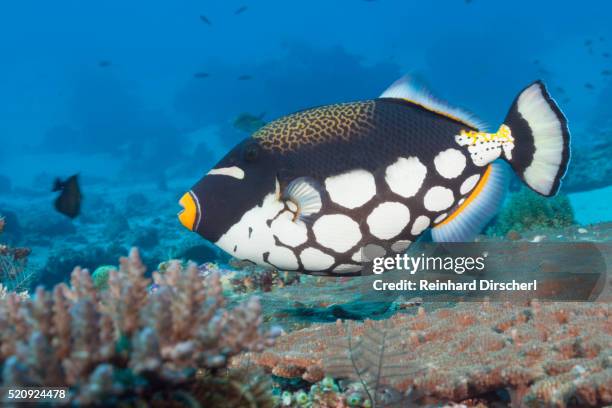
[489,187,575,236]
[294,390,309,406]
[347,392,364,407]
[92,265,115,290]
[274,377,371,407]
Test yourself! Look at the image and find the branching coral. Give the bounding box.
[0,248,278,406]
[0,216,33,292]
[235,302,611,407]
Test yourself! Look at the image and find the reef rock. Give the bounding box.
[562,142,612,193]
[235,301,612,407]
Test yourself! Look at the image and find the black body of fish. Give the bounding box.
[53,175,82,219]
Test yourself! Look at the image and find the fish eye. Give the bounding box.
[242,143,261,163]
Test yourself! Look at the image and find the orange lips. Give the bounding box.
[178,192,198,231]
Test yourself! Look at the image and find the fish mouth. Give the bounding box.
[178,191,200,231]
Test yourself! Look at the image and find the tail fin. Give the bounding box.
[502,81,570,196]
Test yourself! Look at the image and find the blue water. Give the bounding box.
[2,0,612,179]
[0,0,610,288]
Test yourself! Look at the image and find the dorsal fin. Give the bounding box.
[379,75,486,130]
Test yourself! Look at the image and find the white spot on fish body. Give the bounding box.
[411,215,430,235]
[207,166,245,179]
[325,169,376,209]
[333,264,362,273]
[300,247,335,271]
[391,240,411,253]
[270,211,308,247]
[215,191,284,264]
[367,202,410,240]
[456,133,503,167]
[434,213,448,224]
[385,157,427,198]
[313,214,361,253]
[434,148,466,179]
[423,186,454,211]
[460,174,481,195]
[267,246,299,270]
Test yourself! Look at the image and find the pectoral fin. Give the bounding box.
[282,177,322,224]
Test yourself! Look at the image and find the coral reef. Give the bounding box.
[40,242,128,289]
[276,376,374,408]
[227,260,301,294]
[0,284,27,301]
[488,187,575,236]
[102,211,130,238]
[0,211,21,245]
[0,248,279,406]
[123,192,150,217]
[32,216,77,238]
[0,216,33,292]
[235,302,611,407]
[132,226,160,249]
[91,265,114,290]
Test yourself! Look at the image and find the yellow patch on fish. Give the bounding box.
[460,124,514,145]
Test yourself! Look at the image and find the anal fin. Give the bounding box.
[431,161,509,242]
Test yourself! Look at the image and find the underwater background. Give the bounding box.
[1,0,611,283]
[0,1,611,406]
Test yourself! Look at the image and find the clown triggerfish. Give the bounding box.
[179,76,570,276]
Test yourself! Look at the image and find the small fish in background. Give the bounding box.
[555,86,565,94]
[585,82,595,90]
[234,5,248,15]
[52,175,82,219]
[98,60,112,68]
[464,0,473,3]
[238,74,253,80]
[233,112,267,134]
[603,52,610,58]
[533,59,540,65]
[602,69,611,76]
[199,15,212,25]
[537,67,550,76]
[585,39,593,47]
[562,97,571,104]
[194,72,210,79]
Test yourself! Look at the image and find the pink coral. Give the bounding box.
[235,301,611,407]
[0,248,277,405]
